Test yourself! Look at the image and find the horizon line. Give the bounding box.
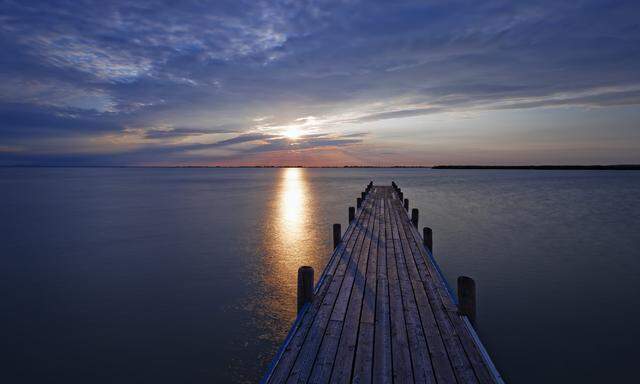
[2,164,640,170]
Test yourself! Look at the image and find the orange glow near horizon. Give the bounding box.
[198,146,366,168]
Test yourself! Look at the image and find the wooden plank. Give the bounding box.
[399,203,496,384]
[359,193,380,326]
[306,319,344,384]
[300,195,377,383]
[391,199,479,384]
[330,195,376,321]
[329,194,378,382]
[389,201,458,384]
[307,195,377,383]
[384,197,414,383]
[352,195,382,383]
[372,198,392,384]
[352,322,375,384]
[388,196,436,384]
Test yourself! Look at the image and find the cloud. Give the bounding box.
[0,103,123,139]
[1,0,639,164]
[352,107,444,123]
[142,127,215,139]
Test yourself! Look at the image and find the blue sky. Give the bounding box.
[1,0,639,165]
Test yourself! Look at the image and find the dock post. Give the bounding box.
[348,206,355,222]
[333,223,341,249]
[411,208,419,228]
[361,191,366,200]
[457,276,477,327]
[404,198,409,211]
[423,227,433,253]
[297,266,314,313]
[399,191,403,201]
[357,197,362,208]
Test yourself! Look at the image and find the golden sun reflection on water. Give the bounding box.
[254,168,320,343]
[278,168,308,249]
[270,168,314,288]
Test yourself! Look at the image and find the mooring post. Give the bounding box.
[348,206,355,222]
[404,198,409,211]
[361,191,366,200]
[399,191,403,201]
[423,227,433,253]
[457,276,477,327]
[333,223,341,249]
[411,208,419,228]
[357,197,362,208]
[297,266,314,313]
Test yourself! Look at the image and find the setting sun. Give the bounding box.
[282,128,303,140]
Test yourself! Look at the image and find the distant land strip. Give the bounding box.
[431,165,640,170]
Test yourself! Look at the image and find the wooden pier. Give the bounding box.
[262,184,502,383]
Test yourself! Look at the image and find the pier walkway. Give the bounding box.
[263,185,502,383]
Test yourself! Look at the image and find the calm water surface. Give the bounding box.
[1,168,639,383]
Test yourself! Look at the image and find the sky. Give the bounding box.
[1,0,639,166]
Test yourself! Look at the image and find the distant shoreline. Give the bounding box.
[431,165,640,170]
[2,164,640,170]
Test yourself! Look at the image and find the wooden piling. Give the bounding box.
[404,198,409,211]
[333,223,341,249]
[398,191,403,201]
[361,191,366,200]
[357,197,362,208]
[411,208,419,227]
[457,276,477,327]
[423,226,433,253]
[348,206,355,222]
[297,266,314,313]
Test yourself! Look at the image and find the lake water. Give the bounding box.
[1,168,639,383]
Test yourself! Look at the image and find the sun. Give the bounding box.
[282,128,302,140]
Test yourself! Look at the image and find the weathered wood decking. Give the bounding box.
[263,186,502,384]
